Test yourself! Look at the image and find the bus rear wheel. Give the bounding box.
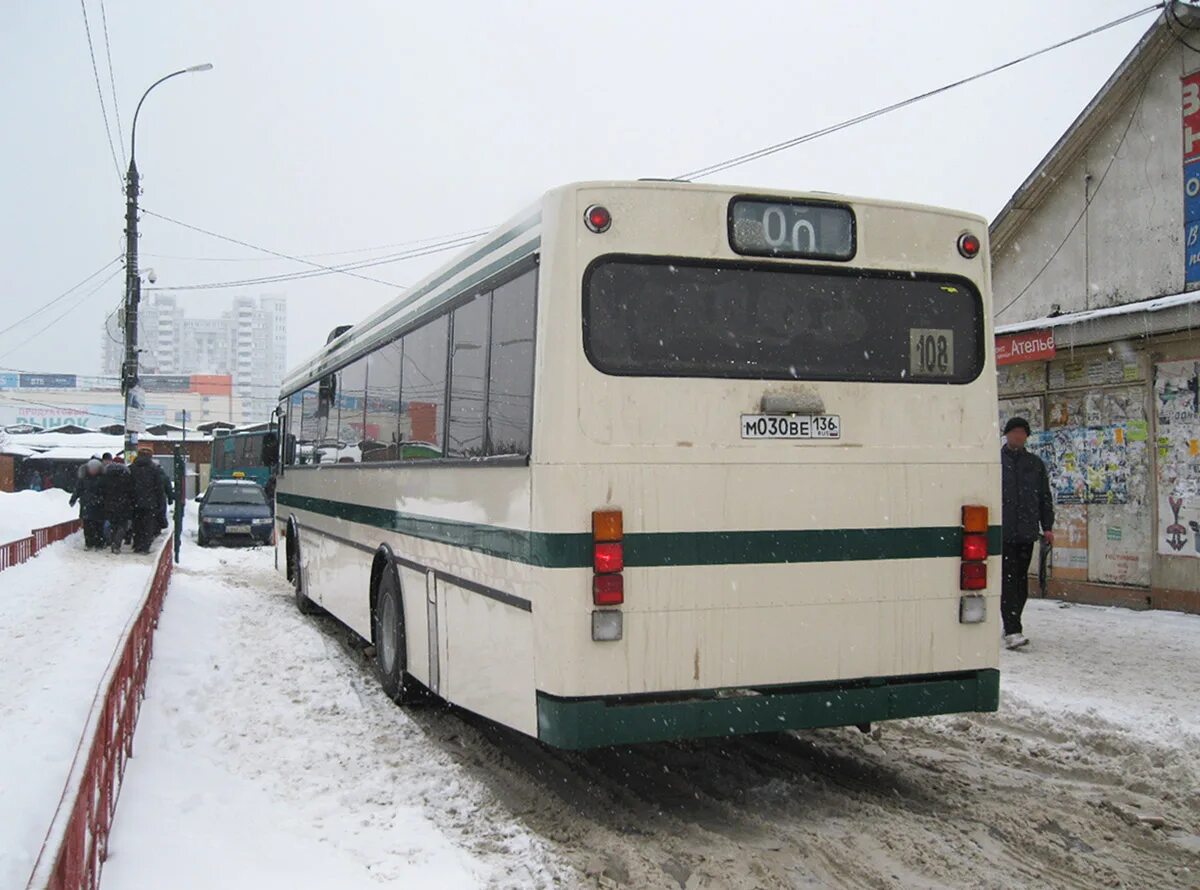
[289,535,317,615]
[374,561,418,704]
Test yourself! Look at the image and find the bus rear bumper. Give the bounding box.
[536,668,999,750]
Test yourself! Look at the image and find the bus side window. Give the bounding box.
[486,267,536,456]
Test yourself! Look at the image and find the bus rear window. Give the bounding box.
[583,257,984,384]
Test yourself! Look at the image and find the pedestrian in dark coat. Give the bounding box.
[129,449,167,553]
[70,459,106,548]
[1000,417,1055,650]
[101,460,134,553]
[159,464,175,530]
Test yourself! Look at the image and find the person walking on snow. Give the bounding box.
[101,457,134,553]
[1000,417,1054,650]
[69,459,106,548]
[129,448,167,553]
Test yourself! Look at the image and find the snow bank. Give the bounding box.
[1000,599,1200,748]
[0,489,77,546]
[0,539,161,889]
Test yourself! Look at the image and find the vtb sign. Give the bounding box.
[1182,72,1200,283]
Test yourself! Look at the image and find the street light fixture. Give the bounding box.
[122,63,212,459]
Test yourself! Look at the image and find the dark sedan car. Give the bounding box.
[197,479,273,546]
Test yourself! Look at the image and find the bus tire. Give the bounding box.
[373,557,416,704]
[288,523,317,615]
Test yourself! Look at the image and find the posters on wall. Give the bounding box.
[997,362,1045,397]
[1032,425,1141,505]
[1052,505,1089,581]
[998,390,1151,585]
[998,397,1043,437]
[1155,359,1200,557]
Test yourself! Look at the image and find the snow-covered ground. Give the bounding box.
[0,489,76,545]
[1002,599,1200,748]
[0,529,161,889]
[99,537,1199,889]
[101,521,567,890]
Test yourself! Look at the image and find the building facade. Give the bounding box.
[991,6,1200,613]
[101,293,286,424]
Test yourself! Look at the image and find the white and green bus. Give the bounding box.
[273,180,1002,749]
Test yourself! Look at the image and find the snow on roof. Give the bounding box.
[23,446,109,462]
[7,432,123,450]
[0,443,37,457]
[995,290,1200,335]
[141,431,211,442]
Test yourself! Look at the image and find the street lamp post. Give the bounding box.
[122,63,213,459]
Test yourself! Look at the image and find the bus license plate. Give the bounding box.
[740,414,841,440]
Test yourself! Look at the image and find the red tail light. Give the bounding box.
[591,507,624,640]
[962,533,988,561]
[593,574,624,605]
[593,542,624,574]
[960,562,987,590]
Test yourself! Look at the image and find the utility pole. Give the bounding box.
[121,155,141,461]
[120,63,213,461]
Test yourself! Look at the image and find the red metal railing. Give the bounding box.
[0,519,83,573]
[25,538,173,890]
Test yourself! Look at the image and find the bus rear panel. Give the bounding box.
[529,183,999,748]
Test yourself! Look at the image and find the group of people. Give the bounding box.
[68,448,175,554]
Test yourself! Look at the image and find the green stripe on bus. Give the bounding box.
[277,491,1002,568]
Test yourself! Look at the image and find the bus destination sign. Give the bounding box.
[728,198,855,261]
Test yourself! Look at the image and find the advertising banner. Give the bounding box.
[143,374,193,393]
[996,329,1056,366]
[1182,71,1200,283]
[19,373,77,389]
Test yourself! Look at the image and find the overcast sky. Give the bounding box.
[0,1,1160,380]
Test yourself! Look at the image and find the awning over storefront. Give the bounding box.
[996,291,1200,350]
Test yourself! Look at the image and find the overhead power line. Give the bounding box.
[676,3,1164,180]
[142,233,482,292]
[140,209,407,288]
[0,257,121,339]
[97,0,126,169]
[143,226,493,263]
[0,266,123,361]
[78,0,123,186]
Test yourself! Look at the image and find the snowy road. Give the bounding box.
[102,534,1199,890]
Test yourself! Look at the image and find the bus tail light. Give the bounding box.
[584,204,612,234]
[962,533,988,561]
[593,510,622,542]
[960,562,987,590]
[592,610,623,641]
[961,505,989,533]
[960,504,988,619]
[592,508,624,638]
[593,542,624,574]
[593,574,624,606]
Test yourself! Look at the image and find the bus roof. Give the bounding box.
[279,180,986,397]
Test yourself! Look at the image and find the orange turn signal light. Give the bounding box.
[592,509,623,542]
[961,505,989,534]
